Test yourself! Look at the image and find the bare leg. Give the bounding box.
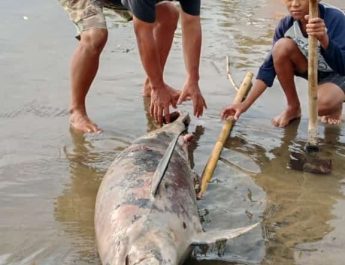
[143,2,179,96]
[272,38,307,127]
[69,28,108,133]
[318,83,345,125]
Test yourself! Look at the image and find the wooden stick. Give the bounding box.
[197,72,253,198]
[307,0,319,149]
[226,56,239,91]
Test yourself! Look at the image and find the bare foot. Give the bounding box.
[142,78,151,97]
[319,108,343,125]
[70,111,102,133]
[272,107,301,127]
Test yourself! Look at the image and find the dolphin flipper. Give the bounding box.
[151,130,185,197]
[191,223,258,257]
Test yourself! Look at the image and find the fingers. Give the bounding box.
[164,105,170,124]
[178,87,206,118]
[151,83,207,122]
[193,95,207,118]
[221,106,240,121]
[233,111,240,121]
[150,99,160,125]
[150,101,164,125]
[150,88,173,125]
[305,17,327,37]
[221,109,233,120]
[167,85,180,108]
[171,96,178,109]
[221,108,230,120]
[177,90,189,105]
[150,99,155,121]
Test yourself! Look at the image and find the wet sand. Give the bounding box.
[1,0,345,265]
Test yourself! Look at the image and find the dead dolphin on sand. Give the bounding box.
[95,112,257,265]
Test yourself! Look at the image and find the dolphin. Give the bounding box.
[95,112,257,265]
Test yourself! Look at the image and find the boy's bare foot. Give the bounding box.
[272,107,301,128]
[70,111,102,133]
[143,78,151,97]
[319,109,343,125]
[320,115,342,125]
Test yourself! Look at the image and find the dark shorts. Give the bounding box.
[296,71,345,94]
[121,0,200,23]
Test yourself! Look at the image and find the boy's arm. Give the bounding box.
[320,10,345,75]
[241,79,268,111]
[221,79,267,120]
[221,18,290,121]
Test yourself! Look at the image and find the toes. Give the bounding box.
[319,115,342,125]
[70,115,102,134]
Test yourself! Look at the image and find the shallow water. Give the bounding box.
[1,0,345,265]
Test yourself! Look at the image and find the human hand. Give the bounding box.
[305,15,329,48]
[177,82,207,118]
[221,103,246,121]
[150,84,180,125]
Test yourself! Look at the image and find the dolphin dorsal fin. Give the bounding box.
[191,223,258,257]
[151,130,184,197]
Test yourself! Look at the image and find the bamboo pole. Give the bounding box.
[197,72,253,198]
[307,0,319,150]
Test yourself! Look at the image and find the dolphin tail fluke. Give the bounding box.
[191,223,258,258]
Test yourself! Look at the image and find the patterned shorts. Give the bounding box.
[58,0,131,37]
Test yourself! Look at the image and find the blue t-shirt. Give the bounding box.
[121,0,200,23]
[257,3,345,87]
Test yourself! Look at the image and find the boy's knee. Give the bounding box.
[272,38,298,60]
[318,95,338,114]
[80,28,108,53]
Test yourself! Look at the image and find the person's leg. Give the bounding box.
[143,1,179,96]
[272,38,307,127]
[318,82,345,125]
[59,0,108,133]
[70,28,108,133]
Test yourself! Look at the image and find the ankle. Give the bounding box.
[286,104,301,112]
[69,107,87,117]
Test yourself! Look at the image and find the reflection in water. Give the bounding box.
[227,119,345,265]
[142,96,160,132]
[188,125,205,170]
[54,131,105,264]
[201,0,285,69]
[54,130,131,264]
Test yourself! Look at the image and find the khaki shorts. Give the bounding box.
[59,0,131,37]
